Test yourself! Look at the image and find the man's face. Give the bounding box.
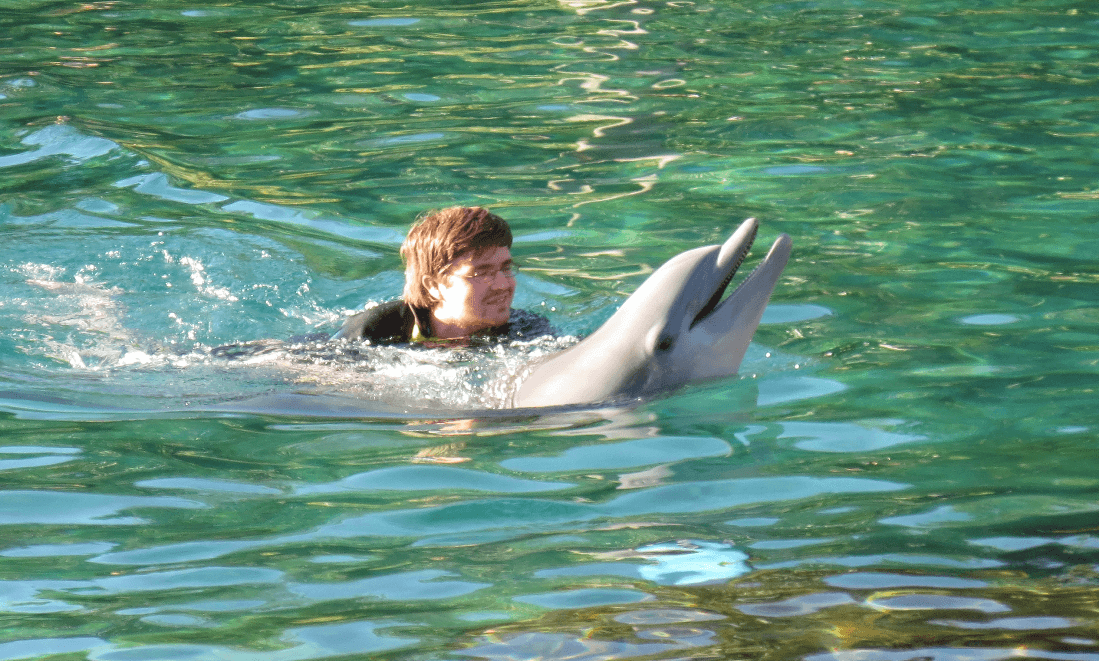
[431,246,516,336]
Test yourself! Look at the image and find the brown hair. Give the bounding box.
[400,206,513,308]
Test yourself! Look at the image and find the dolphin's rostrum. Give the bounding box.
[514,218,791,408]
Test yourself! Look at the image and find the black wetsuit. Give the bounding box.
[331,299,555,344]
[209,299,554,360]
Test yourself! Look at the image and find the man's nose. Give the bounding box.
[490,269,514,287]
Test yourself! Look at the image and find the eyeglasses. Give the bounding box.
[445,263,518,283]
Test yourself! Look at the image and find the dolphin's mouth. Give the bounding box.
[690,222,758,329]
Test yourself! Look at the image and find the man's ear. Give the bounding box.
[422,275,441,302]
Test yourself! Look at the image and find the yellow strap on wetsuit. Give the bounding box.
[410,321,472,348]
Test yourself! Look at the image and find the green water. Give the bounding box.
[3,0,1099,659]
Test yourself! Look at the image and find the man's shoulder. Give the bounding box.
[505,308,557,341]
[332,299,415,342]
[334,301,555,344]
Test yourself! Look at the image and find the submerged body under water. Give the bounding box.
[198,332,582,413]
[3,0,1099,659]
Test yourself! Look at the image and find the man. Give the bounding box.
[332,206,553,344]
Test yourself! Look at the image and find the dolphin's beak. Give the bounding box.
[692,217,760,328]
[676,219,792,380]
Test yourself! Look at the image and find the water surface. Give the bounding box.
[3,1,1099,659]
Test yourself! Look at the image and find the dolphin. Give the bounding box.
[513,218,791,408]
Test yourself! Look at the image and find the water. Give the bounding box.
[3,0,1099,659]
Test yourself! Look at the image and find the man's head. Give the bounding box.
[401,206,516,337]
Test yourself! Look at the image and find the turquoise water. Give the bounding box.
[3,0,1099,659]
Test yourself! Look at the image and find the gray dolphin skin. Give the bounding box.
[513,218,792,408]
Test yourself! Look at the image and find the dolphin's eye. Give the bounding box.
[655,335,675,352]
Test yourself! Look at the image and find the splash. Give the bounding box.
[203,335,581,411]
[19,263,139,369]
